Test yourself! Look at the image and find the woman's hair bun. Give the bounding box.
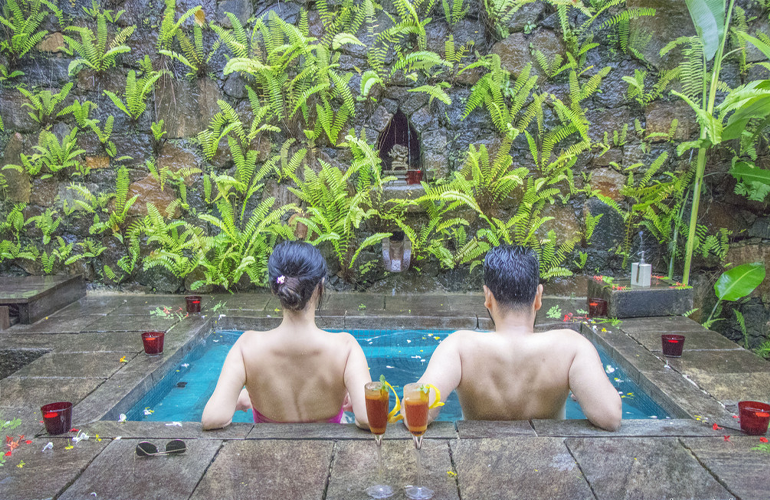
[274,277,303,310]
[268,241,327,311]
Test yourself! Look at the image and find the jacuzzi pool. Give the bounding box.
[126,329,670,422]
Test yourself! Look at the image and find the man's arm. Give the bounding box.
[201,341,247,430]
[416,333,464,424]
[568,338,622,431]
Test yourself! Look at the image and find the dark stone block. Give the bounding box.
[0,305,9,331]
[85,420,253,439]
[59,438,221,500]
[327,439,460,500]
[0,376,104,407]
[456,420,536,439]
[6,315,102,334]
[681,436,770,500]
[0,274,86,323]
[452,437,595,500]
[587,277,694,318]
[566,437,732,500]
[532,418,717,437]
[12,351,130,378]
[0,348,47,379]
[189,440,331,500]
[0,438,109,500]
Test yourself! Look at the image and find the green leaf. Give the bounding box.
[684,0,726,61]
[737,32,770,62]
[730,162,770,186]
[714,262,766,302]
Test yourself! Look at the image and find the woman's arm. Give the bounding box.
[342,333,372,429]
[201,341,248,430]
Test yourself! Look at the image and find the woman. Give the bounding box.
[201,241,371,429]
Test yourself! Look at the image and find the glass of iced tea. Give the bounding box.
[365,381,394,498]
[403,383,434,500]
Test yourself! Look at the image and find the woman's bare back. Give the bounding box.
[239,327,357,422]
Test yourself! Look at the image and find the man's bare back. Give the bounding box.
[419,326,621,429]
[416,244,622,432]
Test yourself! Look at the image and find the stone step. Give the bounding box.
[0,274,85,324]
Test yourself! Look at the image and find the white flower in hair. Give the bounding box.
[277,275,286,284]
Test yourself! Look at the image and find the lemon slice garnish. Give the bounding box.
[380,375,403,422]
[423,384,445,409]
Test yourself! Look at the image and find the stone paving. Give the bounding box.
[0,292,768,499]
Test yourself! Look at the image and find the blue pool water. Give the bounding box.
[126,329,670,423]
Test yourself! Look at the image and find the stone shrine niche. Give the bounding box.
[377,109,421,184]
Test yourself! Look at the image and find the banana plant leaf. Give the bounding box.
[714,262,766,302]
[730,162,770,186]
[685,0,726,61]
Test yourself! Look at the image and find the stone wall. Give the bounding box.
[0,0,768,342]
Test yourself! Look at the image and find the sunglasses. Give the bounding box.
[135,440,187,457]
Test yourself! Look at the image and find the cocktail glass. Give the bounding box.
[365,381,394,499]
[403,383,434,500]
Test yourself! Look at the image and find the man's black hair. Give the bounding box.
[483,244,540,311]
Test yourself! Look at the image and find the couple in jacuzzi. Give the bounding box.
[201,241,621,432]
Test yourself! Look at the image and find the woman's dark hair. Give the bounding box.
[268,241,328,311]
[483,244,540,312]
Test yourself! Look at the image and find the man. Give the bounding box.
[416,245,622,431]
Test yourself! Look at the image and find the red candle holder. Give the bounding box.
[661,334,685,357]
[41,402,73,435]
[406,170,423,185]
[185,296,202,313]
[587,298,608,318]
[739,400,770,435]
[142,331,165,356]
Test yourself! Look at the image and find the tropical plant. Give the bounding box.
[138,203,205,279]
[315,0,374,48]
[461,56,542,137]
[482,0,538,39]
[443,0,469,26]
[62,4,135,76]
[157,0,202,53]
[195,197,294,289]
[0,203,26,243]
[368,0,437,76]
[58,99,98,128]
[19,83,73,127]
[25,207,61,245]
[104,56,163,120]
[0,0,62,65]
[0,63,23,81]
[623,69,681,108]
[703,262,766,329]
[159,2,216,77]
[719,33,770,203]
[670,0,737,286]
[3,128,87,179]
[286,134,392,280]
[68,166,137,238]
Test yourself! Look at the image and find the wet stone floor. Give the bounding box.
[0,292,768,499]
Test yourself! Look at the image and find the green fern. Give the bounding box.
[19,83,73,127]
[0,0,61,64]
[63,5,134,76]
[104,56,164,120]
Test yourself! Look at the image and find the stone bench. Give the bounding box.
[0,274,85,325]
